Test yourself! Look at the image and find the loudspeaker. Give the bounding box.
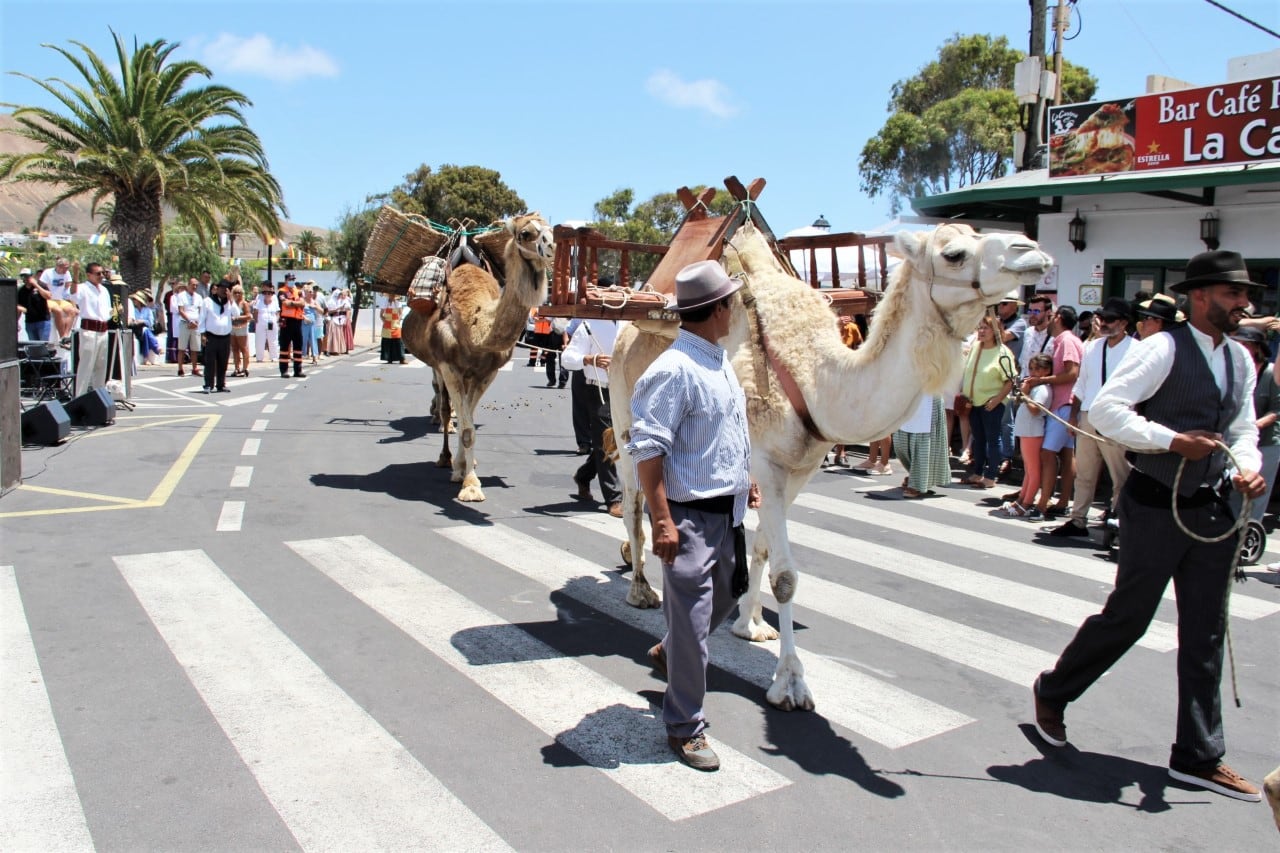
[65,387,115,426]
[21,400,70,445]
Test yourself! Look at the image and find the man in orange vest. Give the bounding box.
[277,274,306,378]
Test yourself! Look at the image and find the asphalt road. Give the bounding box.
[3,346,1278,851]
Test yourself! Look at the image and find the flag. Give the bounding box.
[88,233,108,245]
[219,232,228,249]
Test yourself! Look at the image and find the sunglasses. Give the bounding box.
[1026,309,1044,315]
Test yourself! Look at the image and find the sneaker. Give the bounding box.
[668,732,720,772]
[1025,508,1044,522]
[1048,520,1088,537]
[1168,763,1262,802]
[1031,675,1067,747]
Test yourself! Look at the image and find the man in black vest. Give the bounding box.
[1031,250,1266,803]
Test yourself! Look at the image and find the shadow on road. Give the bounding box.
[310,462,506,523]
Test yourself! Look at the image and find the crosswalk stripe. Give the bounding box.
[115,550,510,851]
[1,567,95,851]
[798,492,1280,621]
[288,535,791,820]
[741,515,1178,653]
[451,521,973,749]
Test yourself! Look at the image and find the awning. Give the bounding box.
[911,161,1280,223]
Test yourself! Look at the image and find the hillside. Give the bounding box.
[0,114,329,248]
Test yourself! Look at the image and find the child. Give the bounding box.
[1004,353,1053,518]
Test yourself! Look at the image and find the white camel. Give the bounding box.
[609,222,1053,710]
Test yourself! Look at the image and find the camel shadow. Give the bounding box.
[984,725,1173,812]
[309,462,505,522]
[377,415,432,444]
[759,705,905,797]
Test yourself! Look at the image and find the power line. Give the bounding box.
[1201,0,1280,40]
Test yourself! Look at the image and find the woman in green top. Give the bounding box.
[959,315,1015,488]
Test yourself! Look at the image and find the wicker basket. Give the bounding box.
[472,225,510,282]
[361,207,449,289]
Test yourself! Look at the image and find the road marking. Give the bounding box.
[0,567,95,852]
[288,535,792,820]
[285,383,299,391]
[241,438,260,456]
[216,501,244,532]
[742,515,1178,653]
[458,521,973,749]
[272,393,287,401]
[250,419,268,432]
[798,492,1280,621]
[214,392,268,408]
[116,550,510,851]
[230,466,253,488]
[261,404,277,414]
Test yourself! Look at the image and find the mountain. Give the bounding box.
[0,114,328,247]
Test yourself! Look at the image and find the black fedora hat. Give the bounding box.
[1096,296,1133,324]
[1136,294,1184,325]
[1229,325,1271,360]
[1169,250,1256,294]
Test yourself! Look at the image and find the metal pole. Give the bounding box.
[1052,0,1071,104]
[1026,0,1048,169]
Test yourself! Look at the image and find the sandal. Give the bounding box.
[1002,502,1028,518]
[903,487,924,499]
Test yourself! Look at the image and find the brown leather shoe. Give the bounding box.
[647,642,666,678]
[1032,675,1067,747]
[668,732,719,772]
[607,502,623,518]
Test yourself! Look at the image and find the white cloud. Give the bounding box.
[644,69,737,119]
[201,33,338,84]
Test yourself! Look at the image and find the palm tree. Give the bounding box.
[221,210,249,259]
[0,31,284,291]
[294,229,323,266]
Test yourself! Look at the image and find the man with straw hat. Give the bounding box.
[1031,250,1267,803]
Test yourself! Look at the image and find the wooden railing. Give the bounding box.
[775,231,894,291]
[550,225,668,307]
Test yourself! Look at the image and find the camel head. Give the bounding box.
[895,224,1053,311]
[506,212,555,266]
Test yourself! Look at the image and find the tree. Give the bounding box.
[221,210,249,259]
[586,185,739,282]
[294,229,323,267]
[154,218,226,289]
[389,164,527,227]
[327,204,379,325]
[0,31,285,291]
[858,33,1097,212]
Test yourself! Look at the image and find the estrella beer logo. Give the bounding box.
[1049,75,1280,178]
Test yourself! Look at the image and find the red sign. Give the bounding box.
[1047,75,1280,178]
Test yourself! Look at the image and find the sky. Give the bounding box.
[2,0,1278,238]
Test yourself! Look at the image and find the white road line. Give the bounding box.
[215,392,268,407]
[216,501,244,532]
[799,492,1280,621]
[241,438,260,456]
[0,567,95,852]
[250,419,268,432]
[272,393,287,401]
[116,551,510,851]
[285,383,299,391]
[229,466,253,488]
[288,536,792,820]
[742,516,1178,653]
[455,521,973,750]
[261,404,277,414]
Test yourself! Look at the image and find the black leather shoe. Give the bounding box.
[1032,674,1067,747]
[1048,521,1088,537]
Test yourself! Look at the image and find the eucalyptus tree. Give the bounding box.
[0,31,285,290]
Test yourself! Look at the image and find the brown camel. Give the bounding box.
[401,213,555,501]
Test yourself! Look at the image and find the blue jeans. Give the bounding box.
[968,402,1006,479]
[25,319,52,343]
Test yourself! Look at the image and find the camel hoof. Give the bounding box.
[731,613,779,643]
[620,540,631,565]
[457,485,485,502]
[766,654,814,712]
[626,580,661,609]
[435,456,452,469]
[770,569,797,604]
[450,471,464,483]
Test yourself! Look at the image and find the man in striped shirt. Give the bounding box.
[627,260,759,772]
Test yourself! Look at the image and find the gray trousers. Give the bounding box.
[660,503,738,738]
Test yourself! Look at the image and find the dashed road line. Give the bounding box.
[216,501,245,532]
[230,467,253,488]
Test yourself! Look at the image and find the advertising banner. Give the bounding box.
[1047,75,1280,178]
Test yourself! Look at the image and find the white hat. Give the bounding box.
[18,267,32,277]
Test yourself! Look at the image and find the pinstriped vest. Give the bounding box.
[1133,324,1245,497]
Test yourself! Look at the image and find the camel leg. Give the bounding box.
[1265,765,1280,832]
[433,372,453,469]
[732,529,778,642]
[615,444,658,609]
[452,372,497,502]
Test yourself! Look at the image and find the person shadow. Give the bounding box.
[985,725,1173,812]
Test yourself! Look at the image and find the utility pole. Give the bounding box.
[1052,0,1071,104]
[1025,0,1048,168]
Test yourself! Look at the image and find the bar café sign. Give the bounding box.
[1047,75,1280,178]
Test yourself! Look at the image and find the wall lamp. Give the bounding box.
[1067,210,1087,253]
[1199,212,1220,251]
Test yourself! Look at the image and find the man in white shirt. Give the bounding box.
[1048,297,1135,537]
[1032,250,1266,804]
[561,318,621,516]
[40,256,79,340]
[197,278,240,393]
[173,278,203,377]
[72,263,113,395]
[252,280,280,364]
[1019,295,1053,379]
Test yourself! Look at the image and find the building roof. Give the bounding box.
[911,161,1280,223]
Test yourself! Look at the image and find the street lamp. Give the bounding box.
[1199,212,1220,251]
[1067,210,1087,252]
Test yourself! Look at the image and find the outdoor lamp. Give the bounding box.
[1067,210,1087,253]
[812,214,831,230]
[1199,212,1220,251]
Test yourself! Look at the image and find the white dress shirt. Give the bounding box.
[174,291,203,326]
[197,298,240,335]
[1071,334,1133,411]
[75,280,112,322]
[560,320,619,385]
[252,294,279,325]
[1019,325,1050,376]
[1090,325,1260,473]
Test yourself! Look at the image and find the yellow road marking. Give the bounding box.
[1,414,221,518]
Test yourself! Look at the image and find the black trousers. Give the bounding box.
[1037,474,1236,771]
[278,317,304,375]
[570,369,591,448]
[202,333,231,390]
[573,385,620,504]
